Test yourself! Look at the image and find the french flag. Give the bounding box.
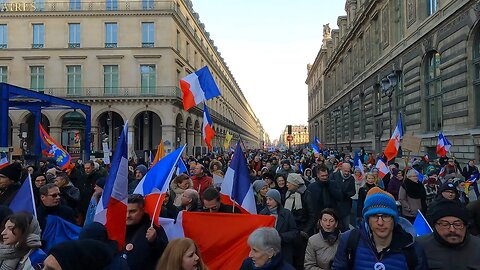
[412,168,425,183]
[176,158,189,176]
[467,173,479,184]
[134,145,186,226]
[436,132,452,157]
[180,66,221,111]
[0,152,8,169]
[354,151,364,177]
[311,143,321,157]
[314,135,324,149]
[375,158,390,179]
[94,122,129,250]
[220,142,256,214]
[203,104,215,150]
[10,174,36,216]
[384,113,404,161]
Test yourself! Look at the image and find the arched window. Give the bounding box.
[473,32,480,126]
[424,51,442,131]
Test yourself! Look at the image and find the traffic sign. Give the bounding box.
[287,135,294,142]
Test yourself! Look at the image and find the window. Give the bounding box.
[473,34,480,126]
[393,0,404,43]
[0,66,7,83]
[68,23,80,48]
[35,0,44,11]
[30,66,44,92]
[67,65,81,96]
[140,65,156,95]
[395,73,405,123]
[176,30,180,51]
[186,41,190,61]
[141,22,154,47]
[428,0,437,16]
[104,65,118,95]
[142,0,154,10]
[374,84,382,114]
[0,24,6,49]
[106,0,117,11]
[70,0,80,11]
[105,23,117,48]
[32,23,44,48]
[359,93,366,138]
[424,52,442,131]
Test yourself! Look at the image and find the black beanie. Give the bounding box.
[0,163,22,182]
[427,199,469,224]
[49,239,114,270]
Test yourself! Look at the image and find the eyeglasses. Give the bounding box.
[370,214,393,222]
[436,220,464,230]
[47,193,61,198]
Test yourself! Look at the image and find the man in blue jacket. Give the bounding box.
[332,187,428,270]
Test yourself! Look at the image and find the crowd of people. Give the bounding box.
[0,145,479,269]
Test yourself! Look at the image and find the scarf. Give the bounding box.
[403,178,427,213]
[284,191,303,211]
[0,220,42,270]
[320,228,340,245]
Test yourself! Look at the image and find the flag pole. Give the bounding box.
[150,191,163,228]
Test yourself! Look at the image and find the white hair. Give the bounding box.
[247,227,281,256]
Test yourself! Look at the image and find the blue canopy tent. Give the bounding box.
[0,83,91,161]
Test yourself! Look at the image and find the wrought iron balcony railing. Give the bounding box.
[104,43,117,48]
[32,43,44,49]
[42,86,182,98]
[0,44,6,49]
[141,42,154,48]
[68,43,80,48]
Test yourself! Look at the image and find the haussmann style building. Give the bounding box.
[0,0,267,160]
[307,0,480,163]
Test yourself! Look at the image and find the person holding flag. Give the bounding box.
[398,169,427,224]
[0,163,22,206]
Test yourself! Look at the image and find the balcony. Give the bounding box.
[42,86,182,99]
[104,43,117,48]
[141,42,154,48]
[32,43,44,49]
[68,43,80,48]
[2,1,177,13]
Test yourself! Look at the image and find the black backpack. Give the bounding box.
[346,228,417,270]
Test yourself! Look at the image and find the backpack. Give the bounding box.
[346,228,417,270]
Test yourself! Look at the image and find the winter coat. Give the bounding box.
[284,185,316,236]
[191,174,213,197]
[36,203,76,231]
[417,233,480,269]
[124,214,168,270]
[398,186,424,218]
[59,183,81,211]
[0,183,20,206]
[328,172,355,218]
[304,231,340,270]
[387,176,403,200]
[240,254,295,270]
[331,222,428,270]
[356,183,376,218]
[169,179,193,207]
[260,206,298,265]
[307,179,335,221]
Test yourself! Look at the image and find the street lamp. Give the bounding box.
[331,108,340,151]
[381,71,401,137]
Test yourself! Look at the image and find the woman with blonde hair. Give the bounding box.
[156,238,209,270]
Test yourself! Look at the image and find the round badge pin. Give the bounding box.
[374,262,385,270]
[126,243,134,251]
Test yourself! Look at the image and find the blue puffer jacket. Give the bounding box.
[331,222,428,270]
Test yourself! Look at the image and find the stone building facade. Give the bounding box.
[0,0,267,159]
[307,0,480,163]
[279,125,308,147]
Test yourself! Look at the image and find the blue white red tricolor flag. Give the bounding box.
[180,66,221,111]
[0,152,8,169]
[384,113,404,161]
[354,151,364,177]
[467,173,479,184]
[375,158,390,179]
[94,122,129,250]
[10,174,36,216]
[39,124,71,170]
[134,145,186,226]
[436,132,452,157]
[220,142,256,214]
[203,104,215,150]
[310,143,321,157]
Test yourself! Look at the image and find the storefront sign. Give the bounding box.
[1,2,36,12]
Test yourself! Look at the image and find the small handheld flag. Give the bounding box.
[413,210,433,236]
[436,132,452,157]
[203,104,215,150]
[9,174,37,216]
[384,113,404,161]
[39,124,71,170]
[0,152,8,169]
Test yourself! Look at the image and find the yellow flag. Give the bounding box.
[224,132,233,149]
[152,140,165,166]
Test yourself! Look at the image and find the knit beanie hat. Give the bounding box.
[135,164,148,176]
[96,177,106,189]
[286,173,304,186]
[0,162,22,182]
[49,239,114,270]
[439,182,456,193]
[362,187,399,223]
[253,180,267,193]
[266,189,281,206]
[427,199,469,224]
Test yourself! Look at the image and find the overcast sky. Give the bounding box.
[192,0,346,141]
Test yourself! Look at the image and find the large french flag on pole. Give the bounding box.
[134,145,186,226]
[203,104,215,150]
[384,113,404,161]
[180,66,221,111]
[436,132,452,157]
[220,142,256,214]
[94,122,129,250]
